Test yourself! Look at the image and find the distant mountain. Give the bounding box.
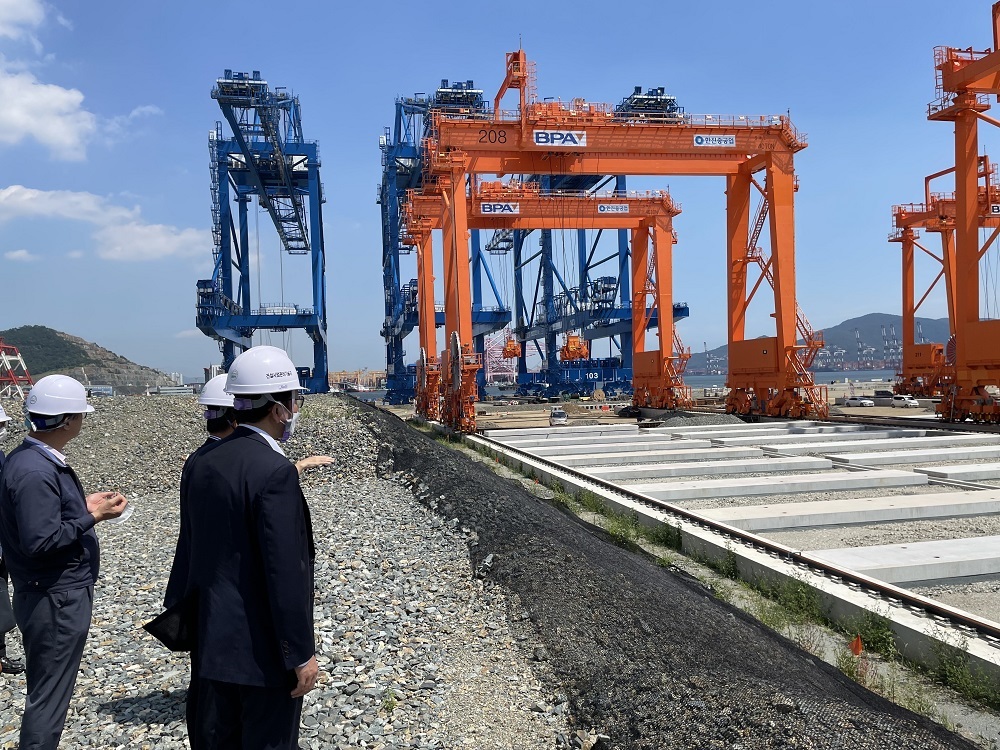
[686,313,950,371]
[0,325,175,388]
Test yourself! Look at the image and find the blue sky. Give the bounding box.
[0,1,993,377]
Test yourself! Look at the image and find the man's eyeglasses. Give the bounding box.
[263,393,305,411]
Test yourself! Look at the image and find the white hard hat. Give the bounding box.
[26,375,95,416]
[225,346,300,396]
[0,405,9,423]
[199,374,235,408]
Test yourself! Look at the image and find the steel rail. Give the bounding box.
[470,431,1000,644]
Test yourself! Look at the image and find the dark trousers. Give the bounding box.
[13,586,92,750]
[187,649,209,749]
[0,559,15,652]
[192,678,302,750]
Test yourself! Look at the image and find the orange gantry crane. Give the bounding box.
[424,50,826,429]
[401,181,691,424]
[891,157,1000,398]
[923,2,1000,421]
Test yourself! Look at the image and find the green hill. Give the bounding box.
[0,325,173,387]
[0,325,97,376]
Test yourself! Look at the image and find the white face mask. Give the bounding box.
[282,411,299,443]
[274,401,298,443]
[0,426,7,440]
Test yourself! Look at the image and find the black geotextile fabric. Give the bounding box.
[354,402,979,750]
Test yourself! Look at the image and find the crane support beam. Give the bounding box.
[890,227,947,397]
[404,185,689,419]
[433,119,803,165]
[407,188,679,231]
[920,3,1000,421]
[631,220,691,409]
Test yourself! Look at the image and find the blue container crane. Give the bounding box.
[196,69,329,393]
[378,95,430,405]
[379,80,511,405]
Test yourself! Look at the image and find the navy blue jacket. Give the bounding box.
[0,441,99,593]
[167,427,314,688]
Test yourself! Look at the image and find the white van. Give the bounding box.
[549,407,568,426]
[891,394,920,408]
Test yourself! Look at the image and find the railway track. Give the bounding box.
[466,417,1000,684]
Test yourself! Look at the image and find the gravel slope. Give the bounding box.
[0,395,984,749]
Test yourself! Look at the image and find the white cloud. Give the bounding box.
[0,3,98,160]
[0,0,44,40]
[128,104,162,119]
[0,185,136,224]
[0,185,209,262]
[93,222,212,262]
[174,329,203,339]
[0,66,96,160]
[5,248,38,261]
[104,104,164,142]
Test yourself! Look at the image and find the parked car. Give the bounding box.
[549,407,569,427]
[874,390,894,399]
[891,394,920,408]
[844,396,875,407]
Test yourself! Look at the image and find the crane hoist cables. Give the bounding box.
[983,226,991,320]
[255,198,263,344]
[984,225,1000,321]
[494,232,511,314]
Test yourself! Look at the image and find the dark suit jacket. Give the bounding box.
[169,427,314,688]
[164,437,218,609]
[0,441,99,593]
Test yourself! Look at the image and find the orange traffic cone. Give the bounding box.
[850,635,863,656]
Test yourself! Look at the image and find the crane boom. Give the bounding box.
[212,70,311,254]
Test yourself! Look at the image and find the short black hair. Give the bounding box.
[206,410,235,434]
[234,392,293,425]
[27,412,72,431]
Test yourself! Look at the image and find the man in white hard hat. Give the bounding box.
[168,347,317,749]
[166,374,238,602]
[0,404,25,676]
[164,371,331,747]
[0,375,127,749]
[177,373,333,479]
[194,373,239,446]
[163,372,236,745]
